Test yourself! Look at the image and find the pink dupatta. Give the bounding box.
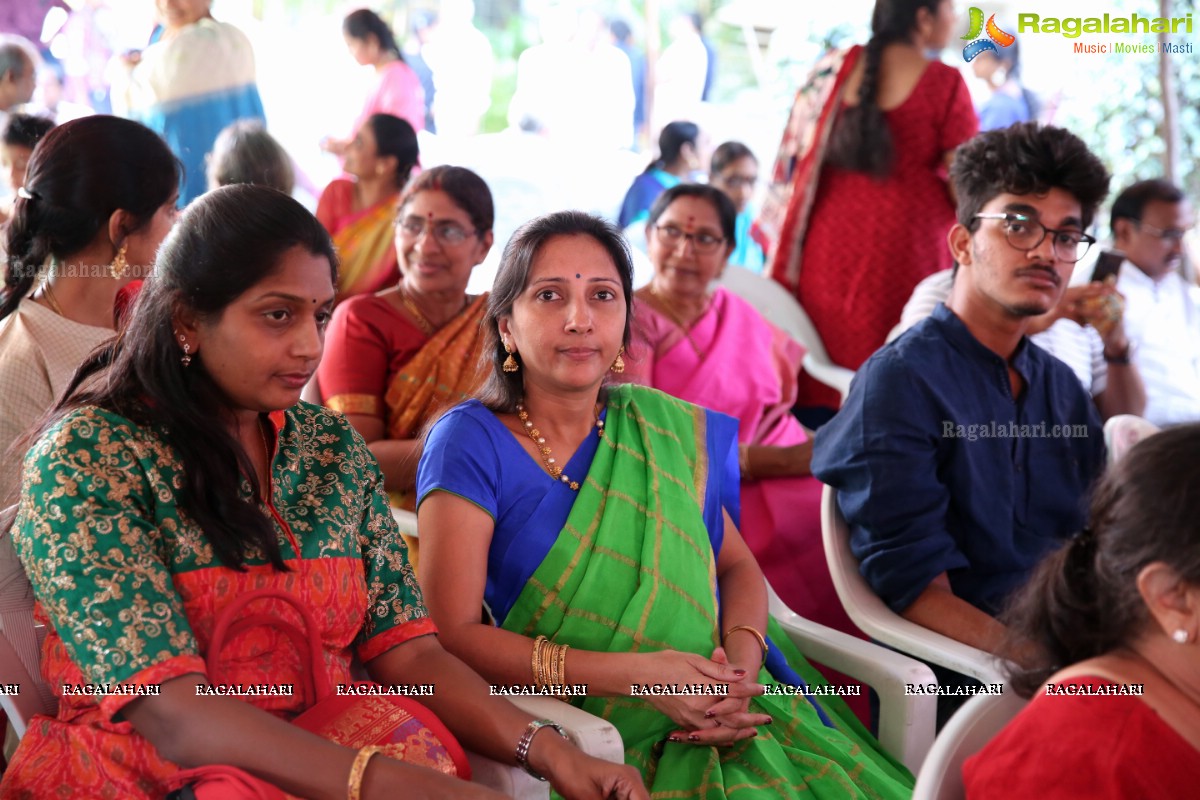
[629,287,807,450]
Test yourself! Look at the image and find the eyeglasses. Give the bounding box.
[716,175,757,190]
[973,213,1096,263]
[1135,220,1192,244]
[654,224,726,254]
[396,217,478,246]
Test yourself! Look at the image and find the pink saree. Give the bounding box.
[627,288,854,637]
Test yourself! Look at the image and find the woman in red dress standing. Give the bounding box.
[762,0,977,410]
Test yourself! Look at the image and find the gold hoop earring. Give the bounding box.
[502,343,520,373]
[610,346,625,374]
[110,244,129,280]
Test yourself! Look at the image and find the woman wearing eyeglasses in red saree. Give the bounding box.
[317,166,494,549]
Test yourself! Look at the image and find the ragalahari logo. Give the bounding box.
[962,7,1016,62]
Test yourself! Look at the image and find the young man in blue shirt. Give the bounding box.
[813,123,1109,668]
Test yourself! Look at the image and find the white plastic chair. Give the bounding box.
[910,686,1028,800]
[718,266,855,400]
[766,582,938,773]
[1102,414,1160,466]
[821,486,1007,685]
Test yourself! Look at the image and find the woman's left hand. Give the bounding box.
[540,741,649,800]
[667,647,769,745]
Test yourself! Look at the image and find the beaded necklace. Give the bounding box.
[515,401,604,491]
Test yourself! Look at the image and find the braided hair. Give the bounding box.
[825,0,943,177]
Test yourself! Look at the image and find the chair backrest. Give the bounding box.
[910,687,1028,800]
[718,266,830,360]
[1102,414,1160,466]
[1,520,58,737]
[820,486,1006,684]
[718,267,855,398]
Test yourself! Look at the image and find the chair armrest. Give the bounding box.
[801,353,855,400]
[0,626,47,738]
[820,488,1008,685]
[506,695,626,765]
[391,507,419,538]
[466,752,548,800]
[467,696,626,800]
[769,596,938,774]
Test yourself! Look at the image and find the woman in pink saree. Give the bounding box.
[625,184,855,642]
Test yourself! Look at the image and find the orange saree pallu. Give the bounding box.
[383,294,489,512]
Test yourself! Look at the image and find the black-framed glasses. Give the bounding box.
[654,224,726,254]
[974,213,1096,263]
[396,217,478,246]
[1135,220,1192,244]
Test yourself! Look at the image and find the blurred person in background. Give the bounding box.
[709,141,770,273]
[0,36,39,133]
[652,12,709,132]
[111,0,265,206]
[420,0,493,138]
[28,62,95,123]
[206,119,294,195]
[507,4,632,151]
[609,18,646,146]
[762,0,976,414]
[404,10,438,133]
[617,120,700,229]
[971,37,1037,131]
[316,113,418,301]
[321,8,425,157]
[0,112,54,224]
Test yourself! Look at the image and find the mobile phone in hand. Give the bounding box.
[1091,250,1125,284]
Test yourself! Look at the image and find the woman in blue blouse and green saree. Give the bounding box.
[417,211,914,798]
[2,186,644,800]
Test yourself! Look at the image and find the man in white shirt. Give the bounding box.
[1105,180,1199,426]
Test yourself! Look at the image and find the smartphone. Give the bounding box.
[1091,250,1125,284]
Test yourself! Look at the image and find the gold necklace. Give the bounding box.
[515,401,604,491]
[398,288,436,336]
[397,286,472,337]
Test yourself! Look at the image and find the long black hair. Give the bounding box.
[46,185,338,571]
[825,0,943,176]
[642,121,699,175]
[1,115,179,321]
[478,211,634,413]
[1002,424,1200,697]
[343,9,404,62]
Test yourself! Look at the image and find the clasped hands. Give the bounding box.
[643,648,771,746]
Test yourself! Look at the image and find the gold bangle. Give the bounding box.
[534,635,552,689]
[557,643,569,686]
[531,635,545,688]
[723,624,768,658]
[347,745,385,800]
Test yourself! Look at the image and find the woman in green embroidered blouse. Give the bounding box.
[2,185,646,800]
